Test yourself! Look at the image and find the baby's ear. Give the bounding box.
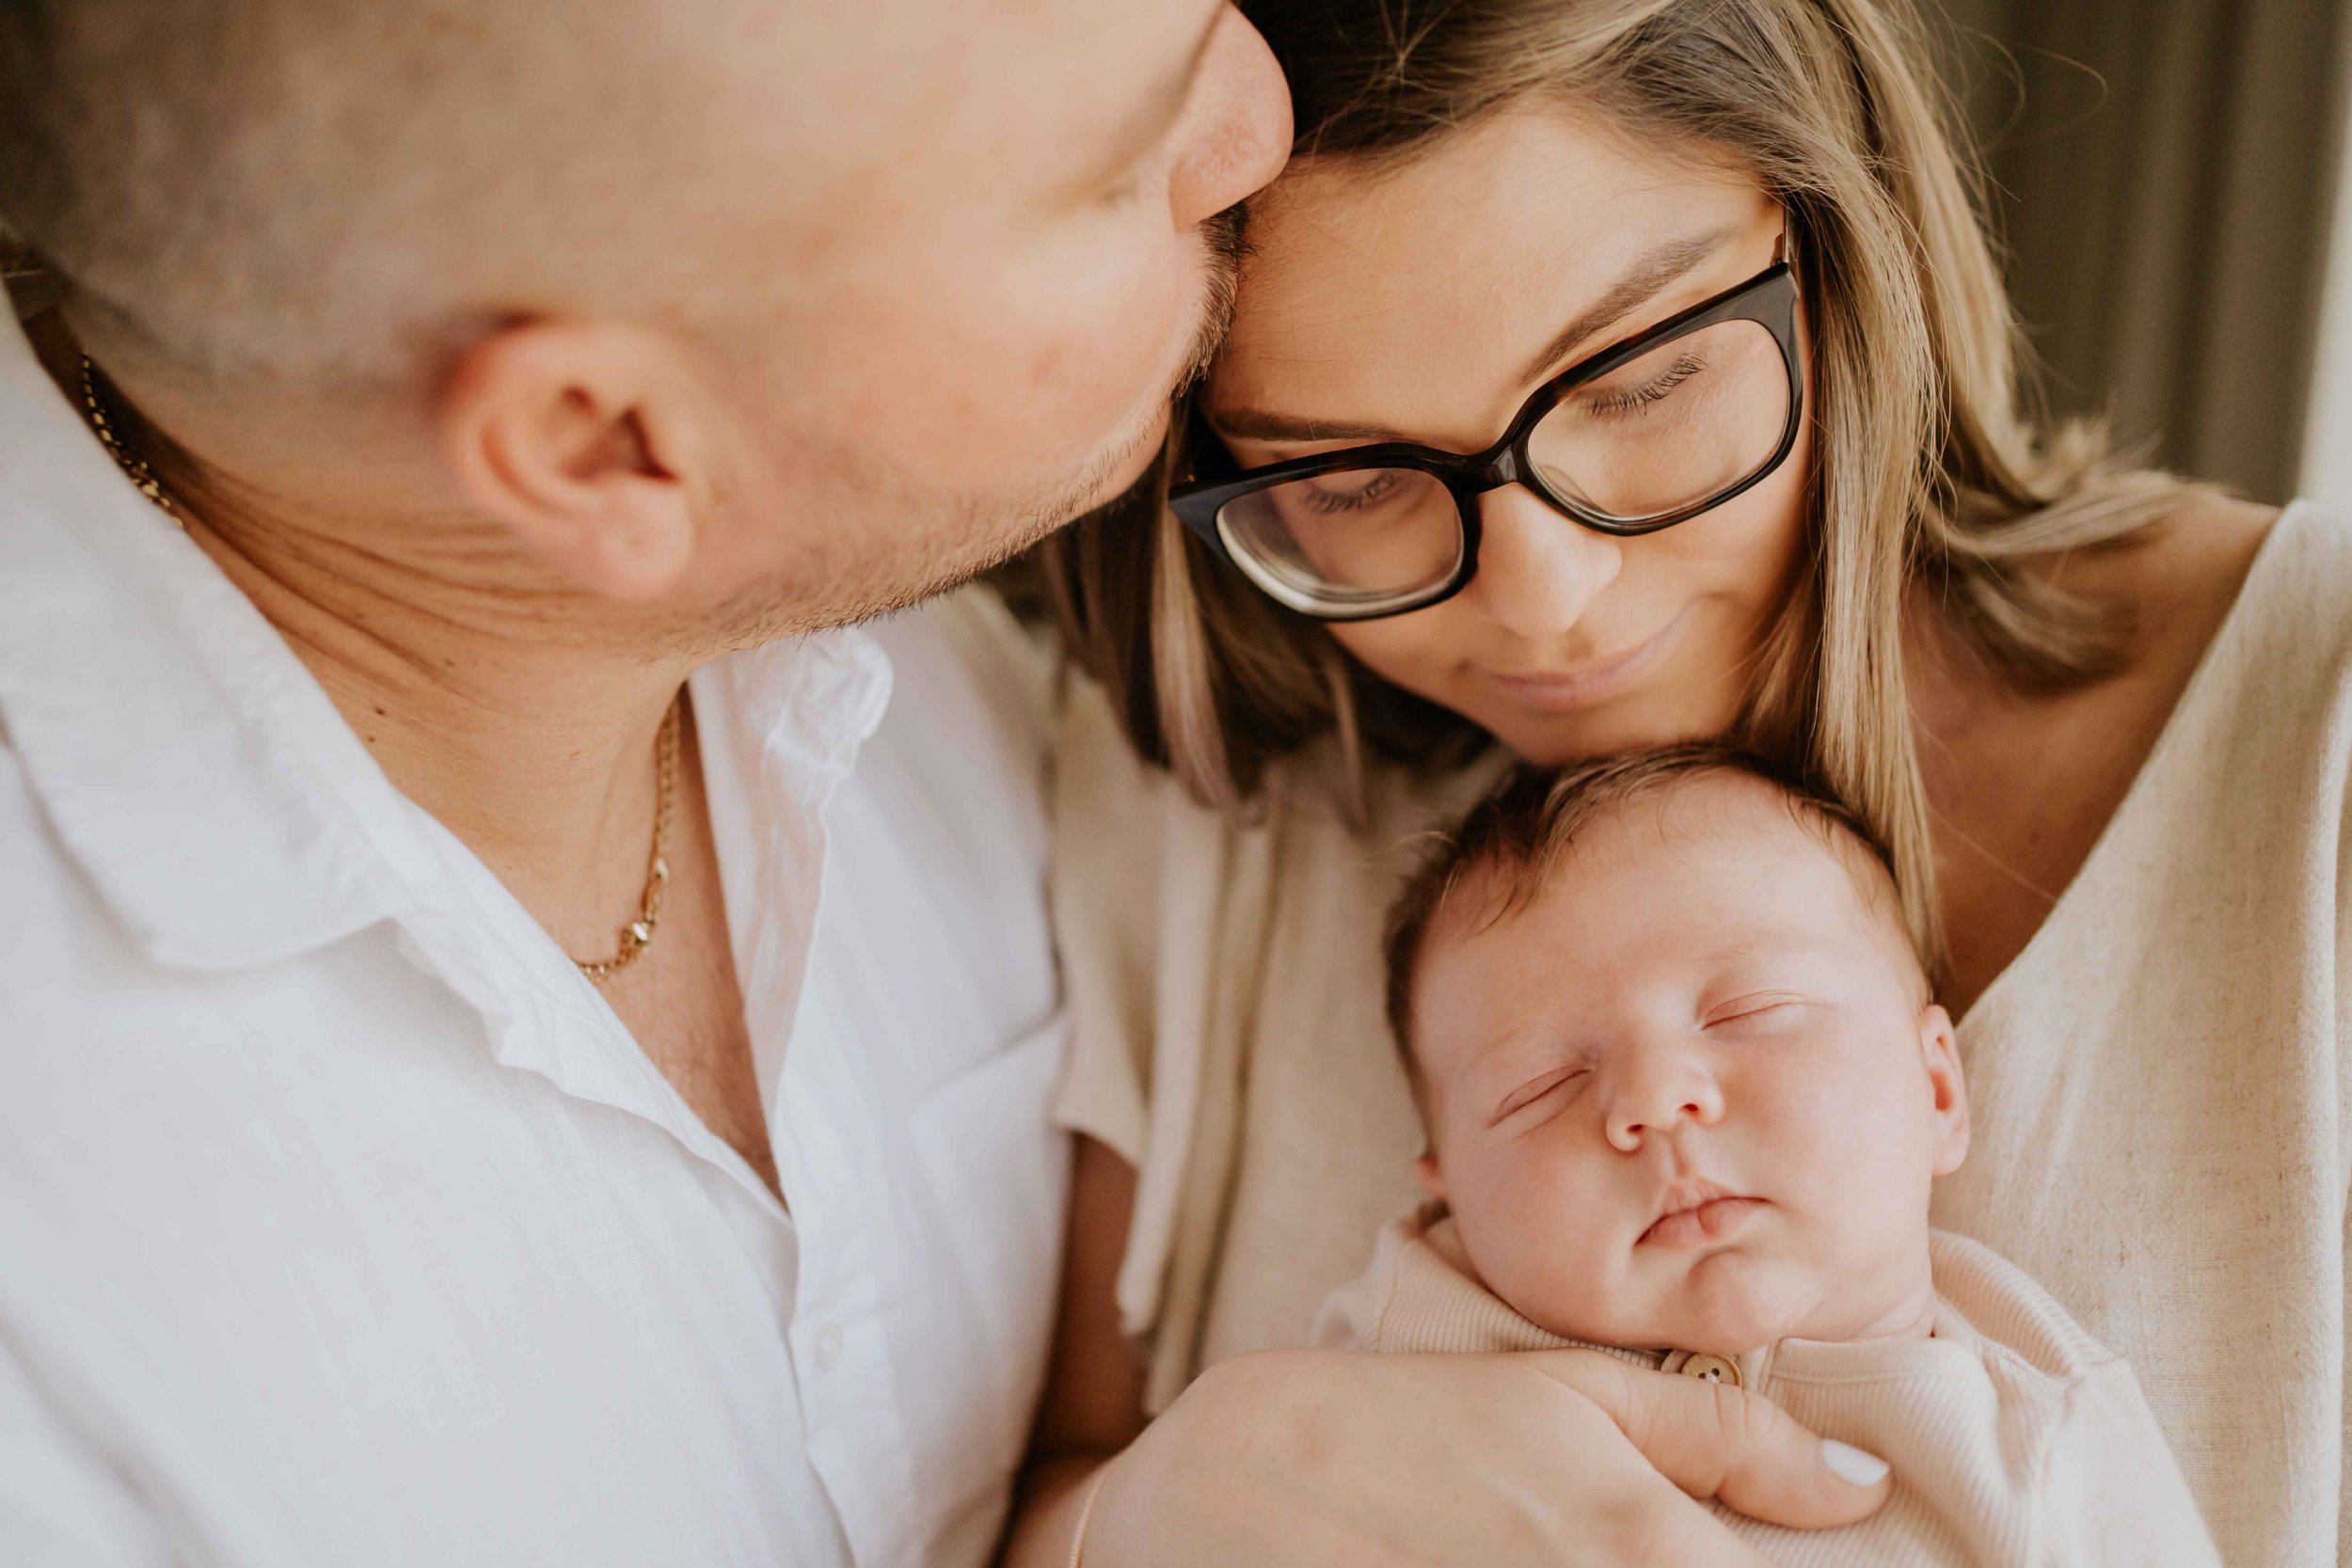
[1413,1151,1448,1202]
[1919,1003,1971,1176]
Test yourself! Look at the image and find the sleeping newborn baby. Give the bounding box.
[1315,746,2217,1565]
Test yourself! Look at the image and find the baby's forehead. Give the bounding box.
[1448,772,1913,974]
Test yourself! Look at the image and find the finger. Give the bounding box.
[1592,1473,1785,1568]
[1526,1349,1893,1528]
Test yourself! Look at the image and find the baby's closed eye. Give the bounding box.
[1701,991,1820,1037]
[1490,1063,1593,1127]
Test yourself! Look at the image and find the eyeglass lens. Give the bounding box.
[1213,316,1789,611]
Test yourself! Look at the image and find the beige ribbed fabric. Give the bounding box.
[1311,1206,2217,1566]
[1049,499,2352,1565]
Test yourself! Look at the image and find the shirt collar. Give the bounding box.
[0,307,896,977]
[0,309,432,969]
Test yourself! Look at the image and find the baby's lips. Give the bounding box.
[1637,1195,1766,1249]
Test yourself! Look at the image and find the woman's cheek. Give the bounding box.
[1327,607,1485,709]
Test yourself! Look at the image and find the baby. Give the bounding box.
[1315,746,2217,1565]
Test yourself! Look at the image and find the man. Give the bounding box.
[0,2,1882,1564]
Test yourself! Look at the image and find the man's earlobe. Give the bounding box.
[437,322,701,603]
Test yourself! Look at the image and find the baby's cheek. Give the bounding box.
[1752,1053,1937,1260]
[1454,1145,1626,1327]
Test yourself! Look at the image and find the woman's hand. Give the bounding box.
[1004,1137,1889,1566]
[1076,1343,1891,1566]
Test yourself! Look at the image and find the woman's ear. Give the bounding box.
[436,320,703,602]
[1918,1003,1971,1177]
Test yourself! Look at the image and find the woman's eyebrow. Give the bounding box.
[1205,408,1406,443]
[1209,223,1749,445]
[1513,223,1744,385]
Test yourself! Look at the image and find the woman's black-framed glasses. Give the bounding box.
[1169,252,1805,622]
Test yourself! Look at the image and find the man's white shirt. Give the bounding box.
[0,309,1069,1568]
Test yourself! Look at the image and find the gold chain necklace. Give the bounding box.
[574,697,680,984]
[79,353,680,986]
[80,356,185,531]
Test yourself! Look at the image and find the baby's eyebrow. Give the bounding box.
[1694,930,1822,965]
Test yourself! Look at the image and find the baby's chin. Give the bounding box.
[1601,1250,1823,1358]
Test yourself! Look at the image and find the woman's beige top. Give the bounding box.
[1050,499,2352,1567]
[1315,1205,2218,1567]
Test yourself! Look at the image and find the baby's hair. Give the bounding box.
[1383,744,1914,1087]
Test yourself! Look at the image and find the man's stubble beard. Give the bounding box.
[694,207,1247,654]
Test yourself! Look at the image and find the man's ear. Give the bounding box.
[1413,1151,1448,1202]
[437,321,703,602]
[1919,1003,1970,1177]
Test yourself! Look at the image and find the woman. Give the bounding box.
[1011,0,2343,1562]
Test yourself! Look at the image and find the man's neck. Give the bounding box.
[216,513,691,958]
[36,313,695,961]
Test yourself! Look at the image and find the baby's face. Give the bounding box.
[1410,776,1968,1355]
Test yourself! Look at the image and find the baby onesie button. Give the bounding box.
[1662,1350,1740,1387]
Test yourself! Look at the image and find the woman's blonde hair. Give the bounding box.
[1030,0,2207,967]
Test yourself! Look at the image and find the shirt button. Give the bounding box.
[811,1323,846,1373]
[1663,1350,1740,1387]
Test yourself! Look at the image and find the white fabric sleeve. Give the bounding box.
[1308,1215,1410,1351]
[2038,1358,2223,1566]
[0,1338,175,1567]
[1044,673,1160,1168]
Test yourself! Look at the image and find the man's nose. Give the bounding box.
[1463,485,1625,643]
[1604,1046,1725,1153]
[1167,8,1294,230]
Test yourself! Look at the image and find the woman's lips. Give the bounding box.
[1477,608,1688,714]
[1638,1196,1766,1250]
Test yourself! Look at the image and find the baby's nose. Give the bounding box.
[1605,1053,1726,1152]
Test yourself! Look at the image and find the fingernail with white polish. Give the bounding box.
[1820,1439,1890,1486]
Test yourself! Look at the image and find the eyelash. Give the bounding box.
[1494,1064,1591,1123]
[1706,995,1810,1031]
[1584,349,1708,418]
[1299,470,1406,516]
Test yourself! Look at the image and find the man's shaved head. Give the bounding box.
[0,0,864,383]
[1,0,1287,653]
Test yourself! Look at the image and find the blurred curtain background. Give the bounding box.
[1928,0,2351,505]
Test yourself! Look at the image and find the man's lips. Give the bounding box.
[1638,1194,1767,1250]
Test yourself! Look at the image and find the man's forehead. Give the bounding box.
[669,0,1226,272]
[816,0,1219,146]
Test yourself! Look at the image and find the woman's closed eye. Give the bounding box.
[1489,1063,1592,1127]
[1580,348,1708,420]
[1296,468,1409,517]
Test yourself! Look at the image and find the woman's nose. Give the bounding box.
[1604,1048,1725,1153]
[1463,484,1624,642]
[1165,8,1294,231]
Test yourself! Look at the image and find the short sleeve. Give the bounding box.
[1043,671,1286,1395]
[1045,673,1166,1169]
